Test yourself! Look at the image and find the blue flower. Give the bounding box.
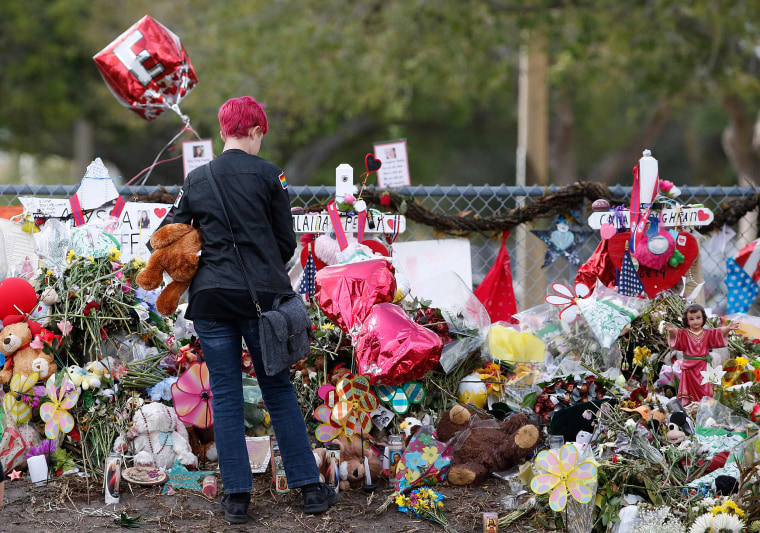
[403,451,426,471]
[147,376,178,402]
[135,287,161,313]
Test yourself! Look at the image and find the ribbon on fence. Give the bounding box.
[327,201,349,251]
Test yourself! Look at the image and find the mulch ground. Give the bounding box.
[1,469,542,532]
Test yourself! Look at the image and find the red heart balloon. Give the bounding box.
[607,232,698,298]
[354,303,442,385]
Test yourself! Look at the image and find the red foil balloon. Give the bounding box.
[93,15,198,121]
[315,259,396,335]
[354,303,442,386]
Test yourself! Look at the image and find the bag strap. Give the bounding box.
[203,164,262,318]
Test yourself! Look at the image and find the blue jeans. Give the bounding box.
[193,318,320,493]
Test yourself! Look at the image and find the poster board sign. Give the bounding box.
[292,213,406,235]
[18,197,170,263]
[391,239,472,289]
[182,139,214,179]
[587,206,714,229]
[373,139,410,189]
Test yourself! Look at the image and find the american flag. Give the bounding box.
[618,249,645,297]
[299,251,317,301]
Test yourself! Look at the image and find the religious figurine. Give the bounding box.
[665,304,737,405]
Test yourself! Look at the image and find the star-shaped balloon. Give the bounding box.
[161,460,215,494]
[532,219,594,267]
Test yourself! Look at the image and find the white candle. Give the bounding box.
[364,456,372,485]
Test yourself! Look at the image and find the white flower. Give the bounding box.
[688,513,713,533]
[710,513,744,533]
[658,320,668,335]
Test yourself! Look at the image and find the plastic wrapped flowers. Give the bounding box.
[395,486,458,533]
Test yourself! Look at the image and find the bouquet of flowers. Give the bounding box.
[395,486,458,533]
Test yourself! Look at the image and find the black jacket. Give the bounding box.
[171,149,296,299]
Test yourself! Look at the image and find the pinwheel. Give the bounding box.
[171,362,213,428]
[332,375,378,438]
[3,371,39,424]
[545,282,590,323]
[40,374,79,439]
[376,382,425,415]
[314,382,344,442]
[530,444,597,512]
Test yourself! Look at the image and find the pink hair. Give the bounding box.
[218,96,269,138]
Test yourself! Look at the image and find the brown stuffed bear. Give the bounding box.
[437,405,539,486]
[0,317,56,385]
[136,223,202,316]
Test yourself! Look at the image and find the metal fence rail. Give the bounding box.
[1,184,756,314]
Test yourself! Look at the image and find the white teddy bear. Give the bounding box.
[114,402,197,470]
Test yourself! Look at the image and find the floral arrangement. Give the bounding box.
[395,487,458,533]
[689,499,746,533]
[24,439,56,459]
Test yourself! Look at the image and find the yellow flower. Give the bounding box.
[320,323,335,331]
[405,470,421,484]
[395,494,407,506]
[67,249,76,262]
[420,446,439,463]
[87,256,95,263]
[711,504,727,516]
[46,270,52,276]
[633,346,652,366]
[108,247,121,261]
[736,357,749,367]
[132,259,146,269]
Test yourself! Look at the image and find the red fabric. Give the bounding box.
[474,233,517,324]
[705,450,730,473]
[575,238,617,289]
[670,328,728,406]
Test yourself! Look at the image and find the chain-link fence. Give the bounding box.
[1,184,756,314]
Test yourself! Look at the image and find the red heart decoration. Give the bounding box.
[697,209,709,222]
[365,153,382,173]
[154,208,167,218]
[607,232,698,298]
[386,218,395,231]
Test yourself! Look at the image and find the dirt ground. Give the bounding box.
[1,470,536,532]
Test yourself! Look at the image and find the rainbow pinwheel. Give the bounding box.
[530,444,597,512]
[333,374,378,437]
[376,382,425,415]
[314,383,343,442]
[3,371,39,424]
[40,374,79,439]
[171,362,213,428]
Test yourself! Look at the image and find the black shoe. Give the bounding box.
[221,492,250,524]
[302,483,338,514]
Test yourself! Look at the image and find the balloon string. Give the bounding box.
[127,125,201,186]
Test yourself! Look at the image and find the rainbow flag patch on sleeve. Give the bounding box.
[279,173,288,189]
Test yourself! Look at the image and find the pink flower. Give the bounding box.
[659,180,674,193]
[121,280,131,293]
[57,321,73,336]
[343,193,355,205]
[114,271,124,279]
[30,336,45,350]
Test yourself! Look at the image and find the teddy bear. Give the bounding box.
[113,402,197,470]
[135,223,202,316]
[313,437,382,490]
[436,404,539,486]
[0,317,56,385]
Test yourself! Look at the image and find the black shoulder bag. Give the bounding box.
[203,164,311,376]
